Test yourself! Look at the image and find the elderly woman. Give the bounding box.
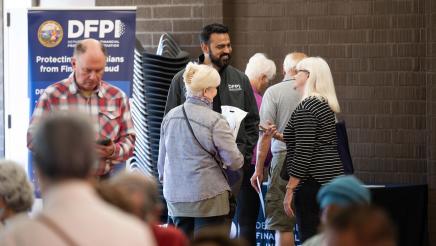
[0,160,34,229]
[273,57,344,242]
[234,53,276,245]
[158,62,244,237]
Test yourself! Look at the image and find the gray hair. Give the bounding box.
[245,53,276,81]
[283,52,307,75]
[0,161,34,213]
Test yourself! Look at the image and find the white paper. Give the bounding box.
[221,105,248,139]
[257,177,266,218]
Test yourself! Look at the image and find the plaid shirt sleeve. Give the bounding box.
[109,95,135,162]
[27,91,52,150]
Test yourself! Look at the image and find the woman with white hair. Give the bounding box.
[275,57,344,242]
[0,160,34,229]
[158,62,244,237]
[235,53,276,245]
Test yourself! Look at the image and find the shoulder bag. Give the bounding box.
[182,105,237,218]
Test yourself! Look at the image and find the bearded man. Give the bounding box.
[164,23,259,243]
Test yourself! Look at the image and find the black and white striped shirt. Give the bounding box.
[283,96,344,187]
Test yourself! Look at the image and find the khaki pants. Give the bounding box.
[264,152,296,231]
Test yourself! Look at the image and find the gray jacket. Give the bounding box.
[165,55,259,166]
[158,97,244,202]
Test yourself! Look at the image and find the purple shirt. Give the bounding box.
[251,85,272,166]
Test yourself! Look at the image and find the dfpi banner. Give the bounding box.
[28,8,136,104]
[27,8,136,196]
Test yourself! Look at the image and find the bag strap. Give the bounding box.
[182,105,216,160]
[182,105,229,182]
[36,214,79,246]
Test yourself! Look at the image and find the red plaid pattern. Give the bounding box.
[27,75,136,176]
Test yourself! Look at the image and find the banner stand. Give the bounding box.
[27,7,136,196]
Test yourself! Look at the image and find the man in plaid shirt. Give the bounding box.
[27,39,135,177]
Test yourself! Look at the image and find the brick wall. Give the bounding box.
[224,0,434,242]
[224,0,428,185]
[96,0,223,57]
[426,0,436,242]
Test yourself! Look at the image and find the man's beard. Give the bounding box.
[209,50,231,70]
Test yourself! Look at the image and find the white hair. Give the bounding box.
[283,52,307,75]
[183,62,220,97]
[245,53,276,81]
[0,160,34,213]
[296,57,340,113]
[283,53,296,74]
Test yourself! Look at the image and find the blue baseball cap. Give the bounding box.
[317,175,371,209]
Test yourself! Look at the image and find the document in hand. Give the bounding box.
[257,177,266,217]
[221,105,248,139]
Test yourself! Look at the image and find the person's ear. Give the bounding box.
[71,57,77,69]
[262,74,268,82]
[200,42,209,54]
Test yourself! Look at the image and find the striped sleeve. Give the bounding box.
[285,108,317,179]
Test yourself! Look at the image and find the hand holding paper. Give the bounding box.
[221,105,247,139]
[257,177,266,218]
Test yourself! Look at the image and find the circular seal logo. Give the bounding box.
[38,20,63,48]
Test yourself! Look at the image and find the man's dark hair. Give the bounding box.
[32,112,96,180]
[199,23,229,44]
[73,39,107,57]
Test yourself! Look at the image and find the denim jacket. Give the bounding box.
[158,97,244,202]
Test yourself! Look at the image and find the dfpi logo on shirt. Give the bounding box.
[37,19,126,48]
[228,84,242,92]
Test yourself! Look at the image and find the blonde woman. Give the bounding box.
[158,62,243,237]
[276,57,344,242]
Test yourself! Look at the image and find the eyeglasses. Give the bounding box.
[297,69,310,75]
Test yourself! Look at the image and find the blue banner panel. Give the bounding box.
[256,184,275,246]
[27,8,136,197]
[255,184,301,246]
